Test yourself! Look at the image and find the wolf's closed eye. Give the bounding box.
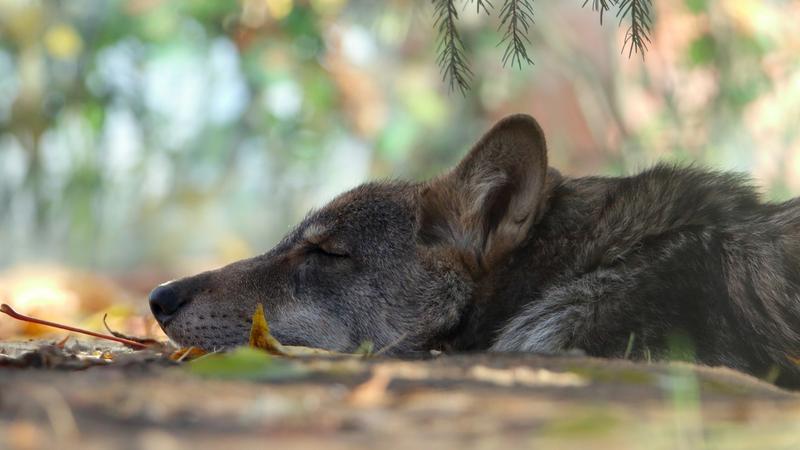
[306,243,349,259]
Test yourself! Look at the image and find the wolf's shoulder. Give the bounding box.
[586,164,763,230]
[628,164,760,208]
[538,164,768,268]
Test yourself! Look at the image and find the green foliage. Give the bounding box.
[687,34,716,66]
[683,0,707,14]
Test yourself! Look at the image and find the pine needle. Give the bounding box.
[581,0,618,25]
[617,0,653,58]
[433,0,473,94]
[498,0,535,69]
[467,0,494,14]
[430,0,654,92]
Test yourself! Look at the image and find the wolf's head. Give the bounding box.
[149,114,553,353]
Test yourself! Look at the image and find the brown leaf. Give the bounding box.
[169,347,207,362]
[55,335,70,349]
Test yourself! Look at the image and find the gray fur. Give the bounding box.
[150,114,800,388]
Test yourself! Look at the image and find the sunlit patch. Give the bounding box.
[0,265,162,341]
[0,267,81,337]
[44,23,83,60]
[265,0,293,21]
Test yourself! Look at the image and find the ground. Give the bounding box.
[1,340,799,450]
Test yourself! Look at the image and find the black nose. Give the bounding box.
[149,284,189,324]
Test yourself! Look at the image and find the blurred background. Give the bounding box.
[1,0,799,339]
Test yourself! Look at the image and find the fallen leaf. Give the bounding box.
[248,303,286,355]
[169,347,207,362]
[0,344,105,370]
[55,335,70,349]
[247,304,343,357]
[188,347,306,381]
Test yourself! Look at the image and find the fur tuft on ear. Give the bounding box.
[419,114,553,275]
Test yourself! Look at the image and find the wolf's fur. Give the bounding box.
[150,114,800,387]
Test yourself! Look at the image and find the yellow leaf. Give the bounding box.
[247,304,350,357]
[249,303,286,355]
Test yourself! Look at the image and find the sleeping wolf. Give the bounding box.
[149,114,800,387]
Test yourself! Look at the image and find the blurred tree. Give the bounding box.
[0,0,797,273]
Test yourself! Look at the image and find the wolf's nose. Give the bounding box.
[149,284,188,324]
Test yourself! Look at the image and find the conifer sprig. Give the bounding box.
[498,0,536,69]
[617,0,653,57]
[433,0,473,94]
[432,0,655,92]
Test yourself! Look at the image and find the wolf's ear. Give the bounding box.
[419,114,551,275]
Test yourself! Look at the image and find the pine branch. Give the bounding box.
[429,0,656,92]
[581,0,618,25]
[433,0,473,94]
[498,0,535,69]
[617,0,652,58]
[467,0,494,14]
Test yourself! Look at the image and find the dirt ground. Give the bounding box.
[1,339,799,450]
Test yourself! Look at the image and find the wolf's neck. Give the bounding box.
[444,174,612,351]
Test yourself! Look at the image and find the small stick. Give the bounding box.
[0,303,149,349]
[102,313,160,346]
